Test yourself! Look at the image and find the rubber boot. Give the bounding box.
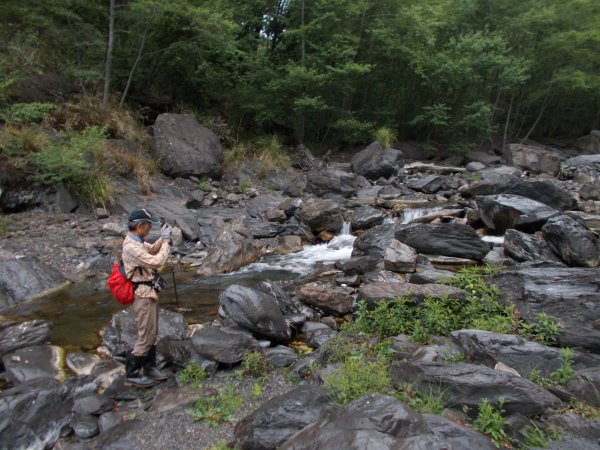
[125,352,157,388]
[142,346,169,381]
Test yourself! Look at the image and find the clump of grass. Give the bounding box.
[0,102,55,125]
[188,385,243,426]
[520,312,562,345]
[223,135,292,177]
[393,383,445,414]
[473,398,510,448]
[373,127,397,149]
[1,125,49,153]
[241,351,270,377]
[107,142,158,195]
[177,360,207,387]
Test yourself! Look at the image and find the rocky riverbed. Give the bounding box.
[1,116,600,449]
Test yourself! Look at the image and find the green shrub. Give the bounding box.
[520,423,551,449]
[373,127,397,149]
[280,368,301,384]
[393,383,445,414]
[550,348,575,385]
[178,361,207,387]
[320,333,364,363]
[0,102,55,125]
[473,398,509,448]
[520,312,562,345]
[188,385,243,426]
[323,357,393,407]
[242,351,270,377]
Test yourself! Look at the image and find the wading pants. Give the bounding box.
[132,296,158,357]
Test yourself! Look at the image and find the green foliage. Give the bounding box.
[198,176,211,191]
[393,383,445,415]
[280,368,301,385]
[241,351,270,377]
[188,385,243,427]
[530,347,576,388]
[473,399,510,448]
[0,102,55,125]
[251,380,263,398]
[520,312,562,345]
[323,357,393,407]
[520,423,550,449]
[373,127,397,149]
[177,361,207,387]
[239,180,253,192]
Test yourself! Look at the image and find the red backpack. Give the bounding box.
[107,262,137,305]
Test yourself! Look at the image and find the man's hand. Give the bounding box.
[160,223,172,244]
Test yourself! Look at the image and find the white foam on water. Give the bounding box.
[400,206,446,224]
[481,235,505,245]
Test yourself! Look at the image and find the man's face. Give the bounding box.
[136,222,152,238]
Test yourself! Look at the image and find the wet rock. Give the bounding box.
[0,320,52,359]
[384,239,417,273]
[263,346,297,368]
[340,255,380,276]
[390,361,561,416]
[66,352,101,376]
[191,326,256,364]
[350,206,384,230]
[154,113,223,178]
[0,256,69,309]
[73,393,114,416]
[98,411,122,433]
[542,214,600,267]
[220,285,291,340]
[567,368,600,407]
[476,194,558,233]
[510,143,561,175]
[64,375,100,400]
[295,283,355,316]
[150,387,217,413]
[351,223,397,261]
[306,168,363,197]
[0,378,73,449]
[296,198,343,235]
[351,141,405,180]
[503,229,563,263]
[90,359,123,389]
[506,180,577,211]
[450,330,600,378]
[357,282,466,306]
[302,322,336,348]
[275,235,303,255]
[406,175,447,194]
[197,216,262,276]
[279,394,430,450]
[3,344,66,385]
[157,336,217,375]
[72,413,99,439]
[424,414,496,449]
[101,308,187,356]
[394,223,491,260]
[256,281,300,315]
[492,266,600,351]
[235,385,334,450]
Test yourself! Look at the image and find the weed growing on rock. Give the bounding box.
[529,348,576,388]
[473,398,509,448]
[207,440,240,450]
[239,180,253,192]
[442,350,466,363]
[280,368,301,384]
[520,423,552,449]
[393,383,445,414]
[242,351,270,377]
[520,312,562,345]
[321,333,364,363]
[189,385,243,427]
[177,361,207,387]
[373,127,397,149]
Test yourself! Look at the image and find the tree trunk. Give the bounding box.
[102,0,115,110]
[502,90,515,166]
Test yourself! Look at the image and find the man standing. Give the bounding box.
[121,207,172,388]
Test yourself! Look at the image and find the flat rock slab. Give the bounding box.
[0,320,52,359]
[294,283,355,316]
[3,344,66,385]
[357,282,466,306]
[476,194,558,233]
[66,352,101,376]
[150,387,218,413]
[191,326,256,364]
[390,361,561,417]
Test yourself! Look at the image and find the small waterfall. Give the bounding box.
[340,220,352,235]
[400,206,445,224]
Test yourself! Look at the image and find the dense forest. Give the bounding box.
[1,0,599,152]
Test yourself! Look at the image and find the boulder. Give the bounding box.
[256,281,300,315]
[580,181,600,201]
[150,386,217,413]
[101,308,187,356]
[384,239,418,273]
[73,393,114,416]
[153,113,223,178]
[476,194,558,233]
[351,223,397,261]
[279,394,430,450]
[3,345,66,385]
[0,378,73,449]
[510,143,561,175]
[542,214,600,267]
[506,180,577,211]
[560,154,600,180]
[66,352,101,376]
[546,412,600,441]
[341,255,381,276]
[0,320,52,359]
[466,161,486,172]
[394,223,491,260]
[406,175,447,194]
[191,326,256,364]
[0,256,69,309]
[465,151,502,166]
[263,346,298,368]
[197,216,262,276]
[424,414,496,449]
[294,283,355,316]
[275,236,303,255]
[157,337,218,375]
[306,168,363,197]
[72,414,99,439]
[219,285,291,340]
[503,229,563,263]
[450,330,600,378]
[350,206,384,230]
[459,179,514,197]
[295,198,343,235]
[357,282,466,307]
[351,141,405,180]
[407,268,455,285]
[98,411,121,434]
[390,361,561,416]
[492,267,600,351]
[234,385,334,450]
[480,166,523,183]
[567,368,600,407]
[575,130,600,153]
[302,322,336,348]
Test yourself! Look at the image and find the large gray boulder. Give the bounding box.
[351,223,396,261]
[510,143,561,175]
[542,214,600,267]
[450,330,600,378]
[351,141,405,180]
[390,361,561,416]
[295,198,343,235]
[154,113,223,178]
[357,282,466,306]
[506,180,577,211]
[503,229,563,263]
[306,168,364,197]
[294,283,355,316]
[576,130,600,153]
[476,194,558,233]
[567,368,600,407]
[492,267,600,351]
[424,414,496,449]
[384,239,418,273]
[350,206,384,230]
[0,256,69,309]
[279,394,431,450]
[191,326,257,364]
[234,385,334,450]
[394,223,491,260]
[219,285,291,340]
[0,320,52,360]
